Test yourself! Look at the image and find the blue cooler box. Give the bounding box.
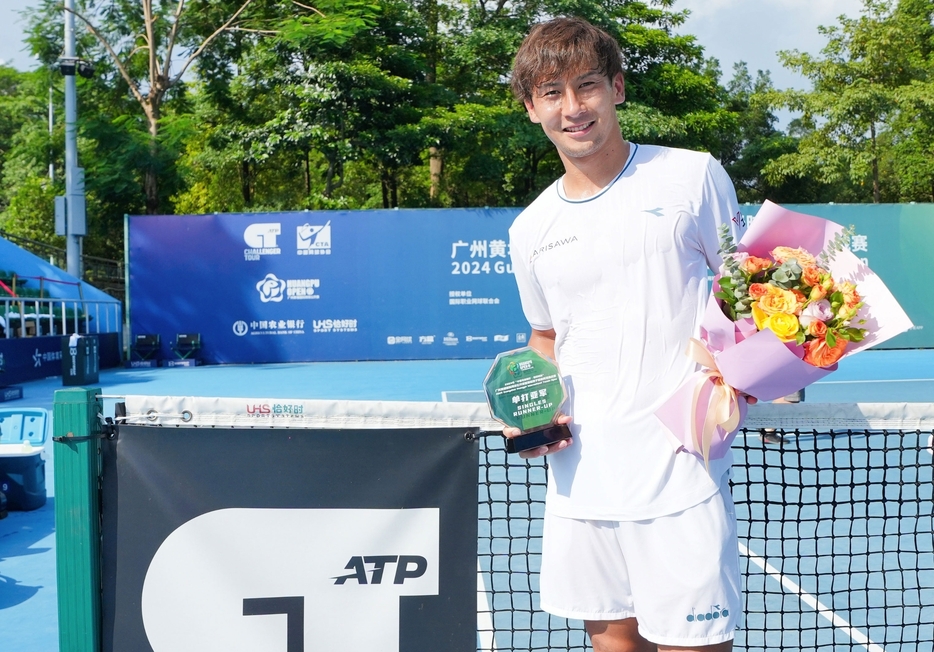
[0,408,49,511]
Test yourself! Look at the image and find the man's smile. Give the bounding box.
[564,121,595,133]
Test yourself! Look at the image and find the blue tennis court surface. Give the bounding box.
[1,349,932,651]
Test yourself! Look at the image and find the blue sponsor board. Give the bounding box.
[0,336,66,383]
[128,209,530,364]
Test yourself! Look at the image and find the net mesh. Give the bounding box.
[476,405,934,652]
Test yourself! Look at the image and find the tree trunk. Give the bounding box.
[241,161,252,205]
[870,122,880,203]
[145,109,160,214]
[429,146,442,203]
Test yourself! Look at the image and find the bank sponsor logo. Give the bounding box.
[297,222,332,255]
[387,336,413,345]
[232,320,248,336]
[442,332,458,346]
[244,223,281,260]
[32,348,62,368]
[248,319,306,336]
[313,319,358,333]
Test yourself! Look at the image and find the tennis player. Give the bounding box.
[504,17,749,652]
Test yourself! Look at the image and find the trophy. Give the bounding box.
[483,347,571,453]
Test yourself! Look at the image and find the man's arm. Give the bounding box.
[503,328,574,459]
[529,327,557,360]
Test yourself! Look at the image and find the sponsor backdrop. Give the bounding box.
[127,209,529,363]
[100,422,478,652]
[127,205,931,363]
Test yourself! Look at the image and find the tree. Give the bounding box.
[764,0,933,202]
[23,0,378,214]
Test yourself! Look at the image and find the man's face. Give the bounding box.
[524,69,625,162]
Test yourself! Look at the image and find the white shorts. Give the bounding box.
[540,481,741,647]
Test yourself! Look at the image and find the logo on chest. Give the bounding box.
[529,235,579,262]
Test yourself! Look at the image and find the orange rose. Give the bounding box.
[801,265,822,287]
[807,320,827,338]
[749,283,770,299]
[741,256,773,275]
[771,246,816,267]
[803,336,848,367]
[757,286,798,315]
[790,289,806,311]
[835,281,862,308]
[809,284,828,302]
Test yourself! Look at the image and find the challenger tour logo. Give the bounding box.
[529,235,579,262]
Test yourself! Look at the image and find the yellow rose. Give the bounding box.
[757,287,799,315]
[764,312,801,342]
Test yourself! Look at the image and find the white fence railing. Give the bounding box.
[0,297,122,339]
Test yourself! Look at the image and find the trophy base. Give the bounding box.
[505,424,572,454]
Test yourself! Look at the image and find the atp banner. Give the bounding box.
[100,423,478,652]
[127,209,529,363]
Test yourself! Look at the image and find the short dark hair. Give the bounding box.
[510,17,624,104]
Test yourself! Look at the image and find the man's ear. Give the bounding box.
[524,99,542,124]
[613,72,625,105]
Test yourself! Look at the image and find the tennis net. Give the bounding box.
[476,402,934,652]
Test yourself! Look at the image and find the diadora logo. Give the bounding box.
[642,207,664,217]
[243,223,281,261]
[297,222,332,256]
[256,273,286,303]
[333,555,427,585]
[529,235,578,262]
[685,605,730,623]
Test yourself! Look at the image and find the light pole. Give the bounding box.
[57,0,87,279]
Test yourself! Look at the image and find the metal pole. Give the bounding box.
[63,0,83,279]
[48,86,54,181]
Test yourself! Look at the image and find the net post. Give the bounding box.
[53,386,103,652]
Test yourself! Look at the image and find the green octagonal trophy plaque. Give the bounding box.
[483,347,571,453]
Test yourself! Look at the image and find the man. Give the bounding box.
[504,17,748,652]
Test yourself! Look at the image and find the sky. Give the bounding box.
[1,0,865,120]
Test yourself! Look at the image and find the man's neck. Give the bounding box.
[559,138,631,200]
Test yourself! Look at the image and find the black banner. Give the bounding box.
[101,425,478,651]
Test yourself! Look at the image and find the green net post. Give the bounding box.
[53,386,103,652]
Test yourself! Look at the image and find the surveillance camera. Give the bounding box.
[77,61,94,79]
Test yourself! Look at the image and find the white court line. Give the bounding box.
[477,561,498,652]
[813,378,934,384]
[739,542,886,652]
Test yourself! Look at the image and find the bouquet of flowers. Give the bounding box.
[655,201,914,468]
[715,223,867,368]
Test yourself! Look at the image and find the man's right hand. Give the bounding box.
[503,414,574,459]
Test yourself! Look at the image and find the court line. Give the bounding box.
[739,542,886,652]
[814,378,934,384]
[477,562,498,652]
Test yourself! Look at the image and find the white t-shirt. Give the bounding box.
[509,143,745,521]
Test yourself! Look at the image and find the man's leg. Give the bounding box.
[586,618,733,652]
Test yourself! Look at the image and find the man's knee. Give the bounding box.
[586,618,656,652]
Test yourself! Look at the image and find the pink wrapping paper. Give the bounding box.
[656,201,914,463]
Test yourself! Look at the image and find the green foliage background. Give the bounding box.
[1,0,933,264]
